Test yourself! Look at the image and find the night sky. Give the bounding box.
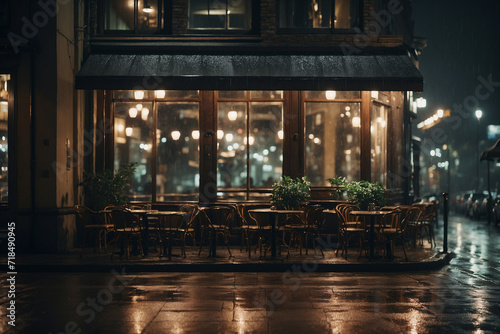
[412,0,500,193]
[412,0,500,145]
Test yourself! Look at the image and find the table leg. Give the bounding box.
[369,216,375,261]
[143,214,149,256]
[271,214,277,258]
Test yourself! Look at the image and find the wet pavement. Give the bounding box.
[1,214,500,333]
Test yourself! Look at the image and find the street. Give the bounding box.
[1,214,499,333]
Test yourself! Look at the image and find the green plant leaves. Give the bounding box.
[270,176,311,210]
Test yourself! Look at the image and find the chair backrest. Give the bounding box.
[380,209,402,229]
[241,204,270,227]
[75,205,100,226]
[110,208,140,231]
[305,206,324,230]
[158,213,185,231]
[200,206,235,228]
[399,207,423,232]
[179,203,200,228]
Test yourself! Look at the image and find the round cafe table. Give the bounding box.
[349,210,386,261]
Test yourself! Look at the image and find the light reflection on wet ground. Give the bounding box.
[1,215,499,333]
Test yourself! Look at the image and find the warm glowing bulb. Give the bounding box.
[437,109,444,118]
[134,91,144,99]
[475,109,482,119]
[371,91,379,99]
[171,130,181,141]
[125,127,133,136]
[129,108,138,118]
[228,110,238,121]
[248,135,255,145]
[136,104,143,111]
[141,108,149,121]
[155,90,165,98]
[352,117,361,127]
[116,124,124,132]
[217,130,224,139]
[278,130,284,140]
[325,90,336,100]
[225,133,233,142]
[143,5,153,13]
[191,130,200,140]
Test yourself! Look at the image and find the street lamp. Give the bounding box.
[475,109,482,190]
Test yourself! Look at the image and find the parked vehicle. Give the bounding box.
[457,191,474,214]
[465,192,488,218]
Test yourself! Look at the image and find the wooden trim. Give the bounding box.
[104,90,114,170]
[95,90,105,172]
[199,91,216,203]
[360,91,371,181]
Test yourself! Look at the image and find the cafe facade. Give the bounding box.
[0,0,423,251]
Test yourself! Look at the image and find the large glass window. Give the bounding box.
[114,101,154,201]
[113,90,199,202]
[305,94,361,186]
[188,0,252,30]
[157,102,199,201]
[217,91,283,200]
[105,0,163,32]
[278,0,360,30]
[0,74,9,203]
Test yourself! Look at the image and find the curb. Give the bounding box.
[16,252,454,273]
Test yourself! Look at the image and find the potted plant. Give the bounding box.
[327,176,347,200]
[79,163,137,211]
[345,180,386,210]
[270,176,311,210]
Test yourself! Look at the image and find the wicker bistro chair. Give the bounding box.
[109,208,144,259]
[247,209,278,258]
[239,203,271,257]
[179,203,200,247]
[418,210,437,247]
[378,207,422,261]
[75,205,114,258]
[198,206,235,257]
[156,212,187,259]
[282,205,324,257]
[335,204,365,259]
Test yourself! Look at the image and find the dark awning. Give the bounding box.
[75,53,423,91]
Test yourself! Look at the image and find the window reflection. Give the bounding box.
[188,0,251,30]
[305,101,361,185]
[105,0,163,32]
[371,103,388,185]
[217,92,283,199]
[278,0,360,29]
[114,102,153,201]
[157,102,199,201]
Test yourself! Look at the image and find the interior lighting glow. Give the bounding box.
[191,130,200,140]
[129,107,138,118]
[475,109,482,119]
[134,91,144,99]
[171,130,181,141]
[437,109,444,118]
[416,97,427,108]
[225,133,233,142]
[228,110,238,121]
[371,91,379,99]
[325,90,336,100]
[125,127,133,137]
[278,130,284,140]
[136,104,143,111]
[217,130,224,140]
[154,90,165,98]
[352,117,361,128]
[141,108,149,121]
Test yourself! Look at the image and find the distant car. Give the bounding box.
[457,191,474,214]
[473,196,490,220]
[465,192,488,218]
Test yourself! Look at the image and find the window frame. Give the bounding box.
[276,0,363,34]
[186,0,260,36]
[101,0,169,36]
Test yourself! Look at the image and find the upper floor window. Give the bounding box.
[278,0,360,30]
[188,0,252,31]
[105,0,164,33]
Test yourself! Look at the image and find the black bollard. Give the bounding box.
[442,193,448,253]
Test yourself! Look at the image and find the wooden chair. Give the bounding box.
[198,206,234,257]
[109,208,143,259]
[75,205,114,258]
[335,204,365,259]
[179,203,200,247]
[239,203,270,257]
